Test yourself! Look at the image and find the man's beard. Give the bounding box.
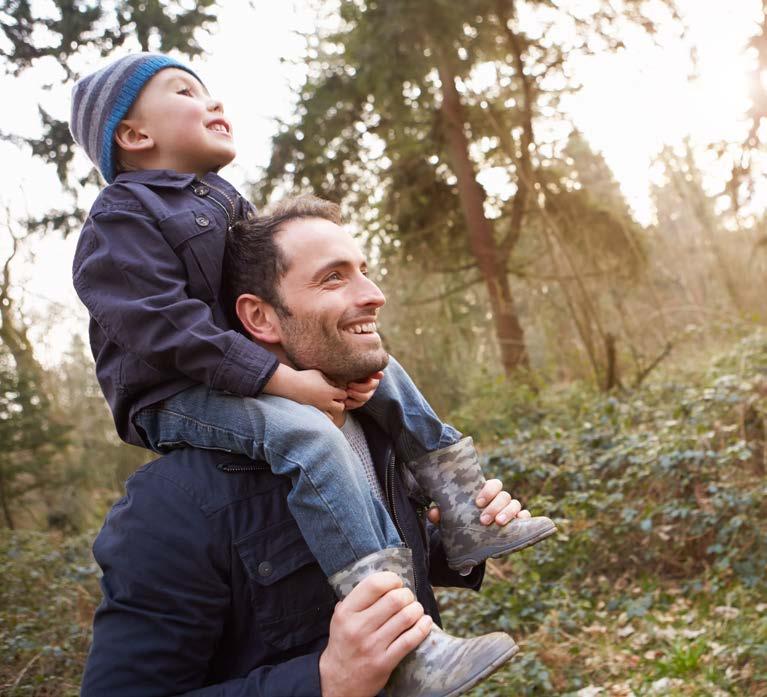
[280,310,389,384]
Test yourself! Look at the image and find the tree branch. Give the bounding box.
[403,274,484,306]
[632,342,674,389]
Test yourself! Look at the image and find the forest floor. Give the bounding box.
[2,331,766,696]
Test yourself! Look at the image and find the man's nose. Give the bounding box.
[356,274,386,308]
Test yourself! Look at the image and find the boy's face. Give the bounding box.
[120,68,236,176]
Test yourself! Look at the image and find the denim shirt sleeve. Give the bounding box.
[81,471,323,697]
[72,206,278,397]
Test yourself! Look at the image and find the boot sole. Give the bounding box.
[443,641,520,697]
[447,524,558,571]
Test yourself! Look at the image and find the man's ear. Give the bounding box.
[114,119,154,153]
[236,294,281,344]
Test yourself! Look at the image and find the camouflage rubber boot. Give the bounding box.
[328,546,518,697]
[408,437,557,573]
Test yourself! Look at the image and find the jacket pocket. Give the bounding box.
[235,517,336,651]
[158,210,224,302]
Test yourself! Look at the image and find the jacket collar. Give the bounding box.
[113,169,201,189]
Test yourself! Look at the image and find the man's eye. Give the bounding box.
[324,272,343,283]
[177,87,193,96]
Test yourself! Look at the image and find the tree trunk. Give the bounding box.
[436,58,528,375]
[0,466,15,529]
[0,228,46,386]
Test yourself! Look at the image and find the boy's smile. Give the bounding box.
[116,67,236,177]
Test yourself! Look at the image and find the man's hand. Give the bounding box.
[264,365,346,421]
[344,371,385,410]
[426,479,531,526]
[319,571,432,697]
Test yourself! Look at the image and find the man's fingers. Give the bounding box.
[475,479,503,507]
[517,509,531,519]
[364,587,418,632]
[326,400,345,416]
[479,490,512,525]
[426,506,440,525]
[340,571,404,613]
[384,614,432,664]
[492,498,523,525]
[374,595,425,646]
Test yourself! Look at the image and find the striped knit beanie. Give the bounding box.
[69,53,202,183]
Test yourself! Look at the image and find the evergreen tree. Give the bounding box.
[259,0,678,377]
[0,348,70,529]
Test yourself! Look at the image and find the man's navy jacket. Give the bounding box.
[72,169,279,448]
[80,415,484,696]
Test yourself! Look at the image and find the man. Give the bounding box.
[81,196,532,696]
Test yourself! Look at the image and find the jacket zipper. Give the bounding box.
[385,451,422,600]
[217,462,269,473]
[199,178,237,230]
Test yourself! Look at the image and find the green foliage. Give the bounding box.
[2,331,766,694]
[0,530,100,695]
[0,349,71,530]
[438,330,767,694]
[463,332,767,588]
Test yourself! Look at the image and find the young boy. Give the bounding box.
[70,52,556,695]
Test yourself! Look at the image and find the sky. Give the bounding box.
[0,0,762,365]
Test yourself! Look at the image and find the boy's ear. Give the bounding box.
[236,294,281,344]
[114,119,154,153]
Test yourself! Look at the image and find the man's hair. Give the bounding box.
[223,194,343,326]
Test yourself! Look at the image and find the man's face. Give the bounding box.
[122,68,236,176]
[273,217,389,384]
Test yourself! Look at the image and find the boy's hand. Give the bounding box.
[427,479,531,526]
[265,364,346,421]
[344,371,384,410]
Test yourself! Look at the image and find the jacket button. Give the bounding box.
[258,561,273,578]
[193,185,210,196]
[195,215,210,227]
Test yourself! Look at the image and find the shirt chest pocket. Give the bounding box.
[159,210,224,303]
[235,517,337,651]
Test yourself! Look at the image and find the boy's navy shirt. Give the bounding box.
[72,168,279,447]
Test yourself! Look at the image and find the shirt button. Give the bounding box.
[257,561,273,578]
[195,215,210,227]
[193,185,209,196]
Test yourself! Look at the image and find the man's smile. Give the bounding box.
[342,321,378,336]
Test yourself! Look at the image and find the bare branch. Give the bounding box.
[403,274,483,306]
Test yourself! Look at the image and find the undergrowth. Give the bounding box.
[443,331,767,695]
[1,332,766,695]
